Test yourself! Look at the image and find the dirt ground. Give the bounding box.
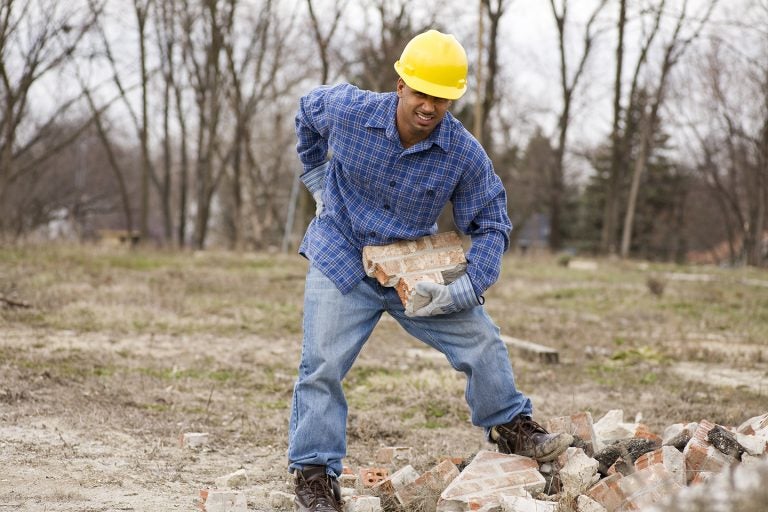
[1,246,767,511]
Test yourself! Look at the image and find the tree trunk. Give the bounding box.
[601,0,626,255]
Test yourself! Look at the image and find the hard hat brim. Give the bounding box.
[395,61,467,101]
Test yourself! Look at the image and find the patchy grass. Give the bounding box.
[1,245,767,511]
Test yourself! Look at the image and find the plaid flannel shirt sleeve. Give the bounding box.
[295,86,333,194]
[452,155,512,298]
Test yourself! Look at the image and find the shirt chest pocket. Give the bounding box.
[391,179,452,227]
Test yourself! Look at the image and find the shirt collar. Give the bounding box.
[365,92,452,153]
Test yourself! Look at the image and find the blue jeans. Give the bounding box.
[288,265,533,477]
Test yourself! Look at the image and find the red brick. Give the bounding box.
[683,420,738,484]
[634,446,685,486]
[396,460,459,506]
[372,465,419,495]
[587,473,624,512]
[618,463,683,510]
[395,272,443,307]
[375,446,413,465]
[737,413,768,435]
[359,467,389,488]
[634,424,663,445]
[362,232,467,308]
[437,450,544,510]
[546,411,597,456]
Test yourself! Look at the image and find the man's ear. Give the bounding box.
[396,78,405,97]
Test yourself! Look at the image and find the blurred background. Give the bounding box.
[0,0,765,267]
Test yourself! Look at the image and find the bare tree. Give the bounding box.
[600,0,627,254]
[620,0,718,258]
[547,0,608,250]
[222,0,299,249]
[477,0,510,152]
[178,0,232,249]
[0,0,99,237]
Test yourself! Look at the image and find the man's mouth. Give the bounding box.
[416,112,434,123]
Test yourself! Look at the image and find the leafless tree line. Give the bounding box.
[0,0,765,265]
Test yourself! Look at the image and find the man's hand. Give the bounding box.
[405,274,480,317]
[312,190,324,217]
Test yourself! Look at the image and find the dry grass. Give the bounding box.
[1,244,767,511]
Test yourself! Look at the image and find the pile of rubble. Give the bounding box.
[197,409,768,511]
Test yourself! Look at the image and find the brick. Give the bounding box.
[395,272,444,308]
[362,232,467,308]
[359,467,389,488]
[634,424,662,445]
[340,466,357,488]
[634,446,685,487]
[375,446,413,465]
[372,465,419,495]
[617,463,683,510]
[181,432,210,448]
[736,413,768,435]
[558,447,599,496]
[436,450,545,511]
[547,411,597,455]
[587,473,624,512]
[683,420,738,484]
[500,494,558,512]
[214,469,248,489]
[199,489,247,512]
[396,460,459,507]
[576,494,608,512]
[343,496,382,512]
[736,432,768,456]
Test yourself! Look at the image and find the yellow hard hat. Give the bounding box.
[394,30,468,100]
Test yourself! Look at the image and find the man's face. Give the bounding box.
[395,78,452,146]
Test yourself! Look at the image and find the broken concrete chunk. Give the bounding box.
[593,410,638,450]
[558,447,600,497]
[576,494,608,512]
[214,468,248,489]
[500,493,558,512]
[199,489,247,512]
[343,495,382,512]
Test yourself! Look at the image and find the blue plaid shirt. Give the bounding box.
[296,83,512,297]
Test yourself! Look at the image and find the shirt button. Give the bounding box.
[383,204,390,210]
[389,181,396,187]
[426,189,435,196]
[369,232,376,237]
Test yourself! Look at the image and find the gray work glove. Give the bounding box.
[405,274,479,317]
[312,190,324,217]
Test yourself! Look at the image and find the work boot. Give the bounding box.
[490,415,574,462]
[294,465,343,512]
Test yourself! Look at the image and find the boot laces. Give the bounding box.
[497,416,548,453]
[300,474,339,510]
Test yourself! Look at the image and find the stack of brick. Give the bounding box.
[362,231,467,309]
[205,411,767,512]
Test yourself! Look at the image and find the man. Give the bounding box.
[289,29,573,511]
